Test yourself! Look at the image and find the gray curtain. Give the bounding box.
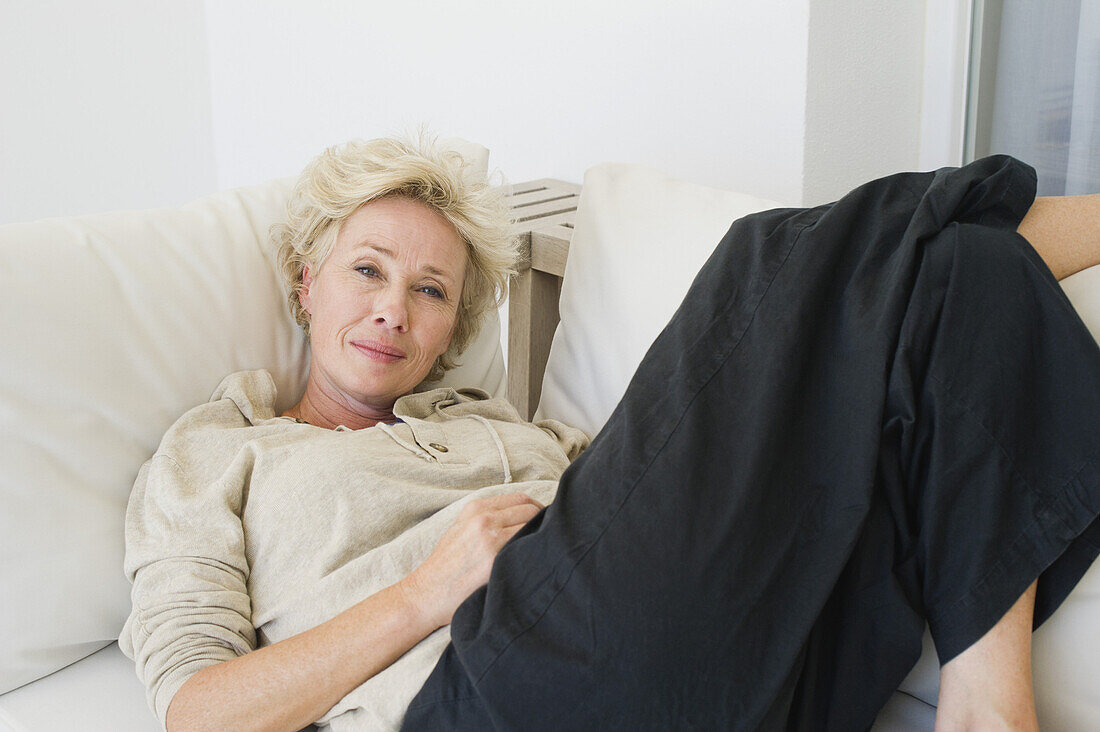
[977,0,1099,195]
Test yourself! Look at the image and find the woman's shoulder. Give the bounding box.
[154,369,281,461]
[208,369,280,424]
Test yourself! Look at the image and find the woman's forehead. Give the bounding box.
[336,198,467,273]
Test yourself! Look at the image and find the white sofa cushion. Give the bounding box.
[0,138,504,695]
[535,162,785,437]
[535,160,1100,729]
[0,643,158,732]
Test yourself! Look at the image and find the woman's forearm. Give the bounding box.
[164,492,542,731]
[165,579,436,732]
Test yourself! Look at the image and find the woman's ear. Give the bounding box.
[299,265,314,315]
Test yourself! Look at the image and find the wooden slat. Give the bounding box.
[508,216,572,246]
[531,229,570,278]
[522,210,575,232]
[508,178,581,195]
[500,181,549,197]
[511,196,579,223]
[499,178,581,197]
[508,189,576,208]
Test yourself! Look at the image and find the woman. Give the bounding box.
[121,135,587,730]
[122,135,1100,731]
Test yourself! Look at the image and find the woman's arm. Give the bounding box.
[1017,193,1100,281]
[165,492,543,732]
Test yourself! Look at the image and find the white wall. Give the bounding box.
[1,1,965,224]
[0,0,968,399]
[203,0,809,204]
[802,0,928,205]
[0,0,216,224]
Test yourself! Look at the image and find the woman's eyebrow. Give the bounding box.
[357,243,455,281]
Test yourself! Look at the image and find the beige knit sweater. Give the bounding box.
[120,369,589,731]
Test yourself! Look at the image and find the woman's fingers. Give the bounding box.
[492,501,544,530]
[496,522,528,546]
[464,491,544,515]
[464,494,542,543]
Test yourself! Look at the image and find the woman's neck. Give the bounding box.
[283,378,398,430]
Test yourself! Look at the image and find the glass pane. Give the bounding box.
[974,0,1100,195]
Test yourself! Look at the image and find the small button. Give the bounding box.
[428,442,449,453]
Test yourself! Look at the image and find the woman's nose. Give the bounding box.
[372,286,409,332]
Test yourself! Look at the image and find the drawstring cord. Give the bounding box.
[376,415,513,484]
[469,415,513,484]
[375,421,434,461]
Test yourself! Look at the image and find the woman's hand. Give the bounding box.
[402,492,544,629]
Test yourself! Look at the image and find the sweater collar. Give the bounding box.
[393,386,492,420]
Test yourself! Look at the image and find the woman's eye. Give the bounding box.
[418,286,444,299]
[355,266,379,277]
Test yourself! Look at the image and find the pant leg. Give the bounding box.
[402,156,1100,730]
[788,207,1100,728]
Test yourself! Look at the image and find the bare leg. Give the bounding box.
[934,581,1039,731]
[1017,194,1100,280]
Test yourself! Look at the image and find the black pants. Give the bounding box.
[402,157,1100,730]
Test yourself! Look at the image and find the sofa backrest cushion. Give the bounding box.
[535,161,784,437]
[0,138,505,693]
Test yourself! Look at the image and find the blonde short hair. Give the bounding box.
[273,133,519,383]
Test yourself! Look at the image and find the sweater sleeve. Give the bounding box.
[119,450,257,729]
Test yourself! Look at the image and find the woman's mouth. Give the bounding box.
[351,340,407,363]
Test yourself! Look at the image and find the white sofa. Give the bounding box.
[2,144,1098,731]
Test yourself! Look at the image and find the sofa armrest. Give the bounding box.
[503,179,578,420]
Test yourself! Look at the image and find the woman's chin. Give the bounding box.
[329,353,433,405]
[345,370,420,406]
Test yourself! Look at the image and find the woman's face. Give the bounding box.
[299,196,468,413]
